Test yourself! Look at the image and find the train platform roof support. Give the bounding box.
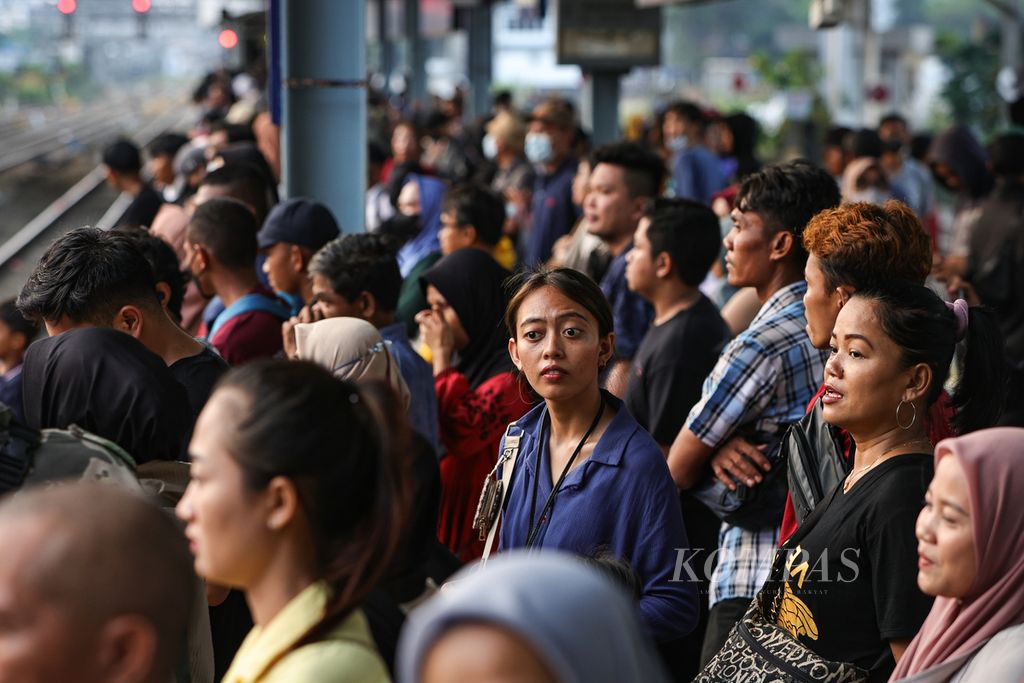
[279,0,366,234]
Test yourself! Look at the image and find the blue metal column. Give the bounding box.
[281,0,366,233]
[466,4,493,120]
[585,70,623,146]
[378,0,393,95]
[406,0,427,103]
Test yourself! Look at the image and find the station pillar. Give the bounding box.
[582,70,624,146]
[280,0,366,233]
[406,0,428,103]
[466,3,493,120]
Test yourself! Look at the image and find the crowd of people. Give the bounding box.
[0,67,1021,683]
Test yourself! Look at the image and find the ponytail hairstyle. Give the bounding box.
[215,360,410,642]
[852,282,1006,434]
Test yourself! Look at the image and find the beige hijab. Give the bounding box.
[294,317,410,408]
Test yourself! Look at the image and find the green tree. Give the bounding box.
[934,26,1003,132]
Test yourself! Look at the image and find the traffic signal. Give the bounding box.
[132,0,151,38]
[218,29,239,50]
[57,0,76,38]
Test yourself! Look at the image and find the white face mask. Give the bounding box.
[665,135,688,152]
[505,201,518,220]
[482,134,499,161]
[525,131,554,164]
[848,189,889,206]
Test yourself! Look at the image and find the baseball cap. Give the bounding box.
[258,197,341,250]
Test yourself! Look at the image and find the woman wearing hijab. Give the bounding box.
[395,551,672,683]
[293,316,411,408]
[22,327,191,463]
[395,173,447,278]
[890,427,1024,682]
[416,248,533,562]
[394,173,449,337]
[927,125,994,283]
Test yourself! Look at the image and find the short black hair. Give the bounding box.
[102,138,142,175]
[17,227,160,325]
[850,129,884,158]
[591,142,666,198]
[0,298,39,341]
[441,184,505,247]
[208,121,256,145]
[113,226,186,320]
[878,112,908,129]
[368,141,388,166]
[147,133,188,159]
[910,133,933,162]
[664,100,707,131]
[187,197,259,270]
[824,126,852,148]
[643,198,722,288]
[308,234,401,311]
[492,90,512,109]
[987,133,1024,177]
[199,163,273,226]
[735,160,841,265]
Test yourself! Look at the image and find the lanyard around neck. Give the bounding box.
[525,397,606,549]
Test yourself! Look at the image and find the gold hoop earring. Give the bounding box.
[896,400,917,430]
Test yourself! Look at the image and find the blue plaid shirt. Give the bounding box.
[684,281,827,605]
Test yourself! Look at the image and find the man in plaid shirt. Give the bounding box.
[667,160,840,664]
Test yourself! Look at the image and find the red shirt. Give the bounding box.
[434,368,533,563]
[202,286,286,366]
[779,384,956,544]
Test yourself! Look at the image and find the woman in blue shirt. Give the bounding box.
[498,267,698,643]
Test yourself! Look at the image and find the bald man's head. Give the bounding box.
[0,484,193,683]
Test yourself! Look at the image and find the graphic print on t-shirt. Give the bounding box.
[777,544,819,641]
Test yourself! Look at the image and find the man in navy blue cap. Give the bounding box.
[257,197,341,315]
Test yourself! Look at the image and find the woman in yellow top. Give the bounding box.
[177,360,405,682]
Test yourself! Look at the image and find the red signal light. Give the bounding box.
[57,0,77,14]
[132,0,151,12]
[218,29,239,49]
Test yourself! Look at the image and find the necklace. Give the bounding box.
[525,398,606,548]
[843,438,932,493]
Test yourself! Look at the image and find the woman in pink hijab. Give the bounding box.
[891,427,1024,682]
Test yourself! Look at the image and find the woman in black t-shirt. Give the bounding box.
[771,284,1004,681]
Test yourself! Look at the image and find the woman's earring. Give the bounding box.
[896,400,917,430]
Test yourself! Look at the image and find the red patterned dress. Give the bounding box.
[434,367,533,562]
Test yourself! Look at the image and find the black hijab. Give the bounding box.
[22,328,192,463]
[927,124,994,200]
[420,248,513,389]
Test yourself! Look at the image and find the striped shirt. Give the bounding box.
[684,280,827,605]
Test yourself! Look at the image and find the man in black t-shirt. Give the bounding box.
[625,198,731,444]
[623,197,731,679]
[17,227,227,426]
[103,138,165,228]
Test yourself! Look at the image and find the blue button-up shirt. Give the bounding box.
[670,145,727,206]
[522,157,579,268]
[499,393,698,642]
[379,322,440,455]
[600,244,654,361]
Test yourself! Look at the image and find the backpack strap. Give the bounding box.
[0,419,40,494]
[66,425,139,469]
[475,421,522,564]
[208,293,291,340]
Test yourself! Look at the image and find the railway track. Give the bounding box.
[0,96,195,301]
